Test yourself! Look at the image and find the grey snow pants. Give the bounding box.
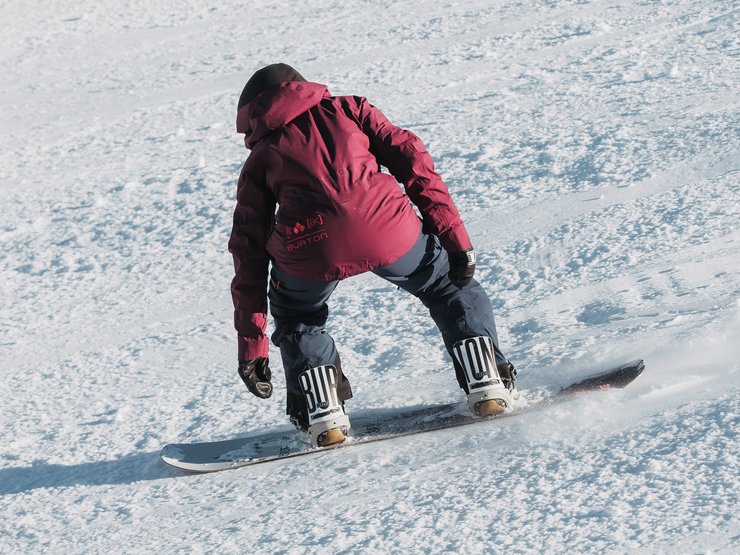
[268,232,507,428]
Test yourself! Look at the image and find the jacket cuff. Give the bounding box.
[238,335,269,361]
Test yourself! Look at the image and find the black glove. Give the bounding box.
[238,358,273,399]
[448,246,476,287]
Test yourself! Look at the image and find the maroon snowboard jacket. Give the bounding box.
[230,81,471,360]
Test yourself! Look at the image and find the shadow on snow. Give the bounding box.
[0,451,183,495]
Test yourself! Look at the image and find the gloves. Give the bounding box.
[238,357,273,399]
[448,246,476,288]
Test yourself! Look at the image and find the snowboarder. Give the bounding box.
[230,63,518,447]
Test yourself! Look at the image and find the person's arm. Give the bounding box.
[352,96,472,253]
[228,160,276,361]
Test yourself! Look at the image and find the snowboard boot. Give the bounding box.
[452,336,519,417]
[298,364,351,448]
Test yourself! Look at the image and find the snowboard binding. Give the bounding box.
[452,336,519,417]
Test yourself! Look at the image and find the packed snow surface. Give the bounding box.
[1,0,738,553]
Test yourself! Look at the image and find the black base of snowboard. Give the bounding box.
[161,359,644,472]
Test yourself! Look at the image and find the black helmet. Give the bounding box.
[238,63,306,109]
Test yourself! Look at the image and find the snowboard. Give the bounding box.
[161,359,644,472]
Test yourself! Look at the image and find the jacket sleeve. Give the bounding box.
[228,159,275,361]
[352,96,472,252]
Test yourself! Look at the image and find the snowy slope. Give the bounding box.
[1,0,738,553]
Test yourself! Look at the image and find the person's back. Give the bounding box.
[239,81,422,280]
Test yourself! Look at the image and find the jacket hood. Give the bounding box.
[236,81,328,149]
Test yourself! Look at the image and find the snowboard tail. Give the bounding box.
[161,359,645,472]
